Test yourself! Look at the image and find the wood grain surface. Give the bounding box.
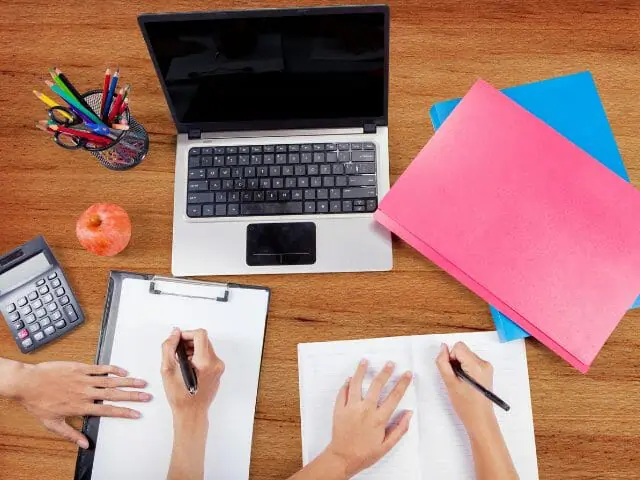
[1,0,639,478]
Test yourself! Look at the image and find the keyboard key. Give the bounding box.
[338,143,350,150]
[247,179,259,189]
[225,156,238,166]
[285,177,297,188]
[304,202,316,213]
[209,180,222,190]
[323,177,335,187]
[22,338,33,349]
[260,178,271,189]
[345,163,356,175]
[311,177,322,188]
[18,328,28,340]
[251,146,263,153]
[188,181,208,192]
[276,154,287,164]
[352,151,375,162]
[28,323,40,333]
[325,143,337,151]
[55,287,65,297]
[12,320,24,330]
[202,147,213,155]
[301,144,313,152]
[207,168,219,179]
[288,153,300,164]
[215,192,227,203]
[272,178,284,189]
[51,311,62,321]
[189,147,201,156]
[254,191,265,201]
[326,152,338,163]
[36,279,45,286]
[343,200,353,212]
[279,190,291,201]
[329,188,341,199]
[313,152,325,163]
[332,164,345,175]
[215,205,227,216]
[32,299,43,309]
[202,205,214,217]
[282,166,294,176]
[301,153,312,164]
[294,165,306,176]
[276,145,287,153]
[317,201,329,213]
[47,272,57,280]
[239,155,250,166]
[307,165,319,175]
[317,189,329,200]
[257,166,268,177]
[292,190,303,200]
[348,176,376,186]
[244,167,256,177]
[266,190,276,201]
[251,154,262,165]
[234,180,246,189]
[229,191,241,202]
[228,204,240,216]
[188,156,200,168]
[354,200,366,206]
[242,202,303,215]
[28,291,38,301]
[20,306,32,316]
[38,286,49,295]
[189,168,208,180]
[239,146,250,154]
[6,303,16,313]
[263,154,275,164]
[220,168,231,178]
[225,146,237,154]
[313,143,324,151]
[63,305,78,322]
[214,147,225,154]
[231,167,242,178]
[55,320,67,329]
[51,278,62,288]
[221,178,233,190]
[44,325,55,336]
[17,297,27,307]
[8,311,19,322]
[40,317,52,327]
[187,205,202,217]
[47,303,58,313]
[363,142,376,150]
[304,189,316,200]
[298,177,309,188]
[350,143,362,150]
[213,155,225,166]
[269,166,281,176]
[288,144,300,152]
[366,199,378,212]
[263,145,275,153]
[25,314,36,324]
[338,152,350,162]
[354,205,366,212]
[320,165,331,175]
[342,187,377,198]
[355,162,376,174]
[330,201,341,213]
[33,332,45,342]
[201,156,213,167]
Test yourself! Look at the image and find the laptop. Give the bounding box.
[138,5,393,276]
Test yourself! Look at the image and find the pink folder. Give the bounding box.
[375,79,640,373]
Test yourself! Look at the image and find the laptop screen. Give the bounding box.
[139,7,388,132]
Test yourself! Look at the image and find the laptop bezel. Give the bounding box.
[137,5,389,134]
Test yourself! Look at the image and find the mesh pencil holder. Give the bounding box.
[82,90,149,171]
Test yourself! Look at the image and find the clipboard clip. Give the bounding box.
[149,276,229,302]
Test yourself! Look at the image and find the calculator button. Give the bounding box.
[8,312,20,322]
[59,296,70,306]
[51,311,62,321]
[21,338,33,349]
[33,332,45,342]
[42,293,54,304]
[38,286,49,295]
[44,326,55,336]
[35,308,46,318]
[20,306,32,316]
[39,317,51,328]
[47,303,58,313]
[6,303,16,313]
[27,291,38,301]
[17,297,28,307]
[18,329,28,340]
[51,279,62,288]
[32,299,43,309]
[63,305,78,322]
[12,320,24,330]
[25,314,36,324]
[54,320,66,329]
[28,323,40,333]
[55,287,65,297]
[47,272,57,280]
[36,279,45,286]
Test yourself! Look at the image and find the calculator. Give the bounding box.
[0,236,84,353]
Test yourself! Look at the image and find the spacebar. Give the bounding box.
[241,202,303,215]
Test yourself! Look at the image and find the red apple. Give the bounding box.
[76,203,131,256]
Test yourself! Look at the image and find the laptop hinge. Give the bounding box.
[363,123,377,134]
[188,128,202,140]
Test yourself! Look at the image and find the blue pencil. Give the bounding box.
[102,69,119,121]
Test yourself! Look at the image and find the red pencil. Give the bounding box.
[100,68,111,119]
[108,87,125,125]
[49,124,112,144]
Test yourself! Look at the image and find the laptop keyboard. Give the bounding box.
[186,142,378,218]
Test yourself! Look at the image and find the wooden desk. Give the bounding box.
[1,0,638,478]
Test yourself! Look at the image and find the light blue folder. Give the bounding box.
[429,71,639,342]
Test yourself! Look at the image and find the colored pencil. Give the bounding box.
[107,87,125,125]
[48,124,112,144]
[100,68,111,119]
[33,90,74,121]
[45,80,103,125]
[111,123,130,131]
[54,67,96,117]
[103,69,119,122]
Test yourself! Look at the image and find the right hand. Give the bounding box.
[324,359,414,479]
[436,342,496,431]
[161,328,225,420]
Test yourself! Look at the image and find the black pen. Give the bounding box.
[450,360,510,412]
[176,338,198,394]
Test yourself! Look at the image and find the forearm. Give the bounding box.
[167,412,209,480]
[467,415,518,480]
[0,358,25,399]
[288,448,348,480]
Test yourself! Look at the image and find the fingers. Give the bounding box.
[435,343,456,387]
[84,364,128,377]
[190,329,213,364]
[90,388,153,402]
[90,376,147,389]
[378,371,412,421]
[365,361,395,404]
[42,418,90,449]
[348,359,368,405]
[86,403,141,419]
[450,342,487,367]
[334,378,349,410]
[161,328,182,374]
[382,410,413,454]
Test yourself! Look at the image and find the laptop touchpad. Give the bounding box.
[246,223,316,266]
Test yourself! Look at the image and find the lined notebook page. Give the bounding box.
[298,332,538,480]
[91,278,269,480]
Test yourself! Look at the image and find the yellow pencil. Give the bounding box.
[32,90,74,120]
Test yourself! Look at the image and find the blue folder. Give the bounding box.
[429,71,639,342]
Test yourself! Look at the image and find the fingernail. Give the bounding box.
[130,410,142,419]
[360,358,368,366]
[385,361,395,369]
[118,368,128,376]
[345,377,351,386]
[407,411,414,421]
[140,393,153,401]
[77,438,89,449]
[440,343,448,352]
[172,327,180,334]
[403,371,413,379]
[133,379,147,387]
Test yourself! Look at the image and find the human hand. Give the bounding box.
[161,328,225,421]
[14,361,150,449]
[436,342,497,433]
[324,359,413,479]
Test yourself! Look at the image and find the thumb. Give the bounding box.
[161,328,181,374]
[42,418,90,449]
[435,343,456,387]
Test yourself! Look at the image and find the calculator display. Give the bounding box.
[0,253,51,293]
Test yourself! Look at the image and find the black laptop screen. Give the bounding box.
[140,8,388,131]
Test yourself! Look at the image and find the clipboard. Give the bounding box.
[74,270,271,480]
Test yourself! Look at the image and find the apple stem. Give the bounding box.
[89,215,102,228]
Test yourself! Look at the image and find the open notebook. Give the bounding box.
[83,273,270,480]
[298,332,538,479]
